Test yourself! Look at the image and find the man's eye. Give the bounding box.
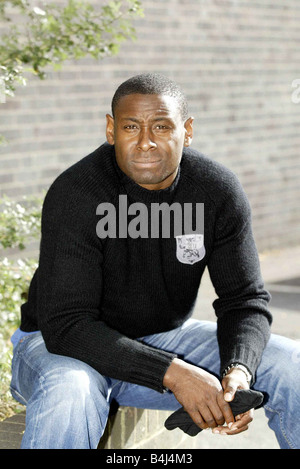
[124,125,138,130]
[155,125,168,130]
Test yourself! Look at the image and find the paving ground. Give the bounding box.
[1,245,299,450]
[0,412,25,450]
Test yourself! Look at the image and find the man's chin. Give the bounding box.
[124,164,177,190]
[129,170,165,187]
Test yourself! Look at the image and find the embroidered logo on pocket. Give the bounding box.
[175,234,205,265]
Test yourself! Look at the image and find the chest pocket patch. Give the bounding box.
[175,234,205,265]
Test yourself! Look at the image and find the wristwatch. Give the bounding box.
[222,363,252,385]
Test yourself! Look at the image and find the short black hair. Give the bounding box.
[111,73,189,120]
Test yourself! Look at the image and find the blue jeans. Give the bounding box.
[10,319,300,449]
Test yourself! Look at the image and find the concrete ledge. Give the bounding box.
[0,407,197,450]
[98,406,197,450]
[99,406,280,449]
[0,405,279,449]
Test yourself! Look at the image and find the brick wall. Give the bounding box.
[1,0,300,251]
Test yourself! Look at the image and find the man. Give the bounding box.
[10,73,300,449]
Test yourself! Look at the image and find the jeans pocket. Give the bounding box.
[14,333,42,366]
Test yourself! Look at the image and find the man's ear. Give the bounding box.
[106,114,115,145]
[183,117,194,147]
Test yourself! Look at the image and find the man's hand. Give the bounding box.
[163,358,235,430]
[163,359,254,435]
[212,367,253,435]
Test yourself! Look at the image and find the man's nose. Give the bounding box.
[137,127,157,152]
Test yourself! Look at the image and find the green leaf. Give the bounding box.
[0,0,144,101]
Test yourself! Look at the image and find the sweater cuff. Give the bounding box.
[219,343,259,385]
[128,347,177,393]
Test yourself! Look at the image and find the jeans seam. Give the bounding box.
[264,404,295,449]
[109,379,128,402]
[9,386,28,406]
[10,337,39,406]
[12,357,46,448]
[12,335,47,448]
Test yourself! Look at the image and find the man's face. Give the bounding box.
[106,93,193,190]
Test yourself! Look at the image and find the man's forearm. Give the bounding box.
[42,317,176,393]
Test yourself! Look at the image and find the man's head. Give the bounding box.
[111,73,189,121]
[106,73,194,191]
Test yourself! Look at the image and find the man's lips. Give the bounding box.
[132,160,162,166]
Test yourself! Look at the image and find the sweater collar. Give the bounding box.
[110,145,181,204]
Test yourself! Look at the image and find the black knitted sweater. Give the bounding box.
[20,143,272,392]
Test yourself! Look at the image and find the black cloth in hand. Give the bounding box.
[164,389,264,436]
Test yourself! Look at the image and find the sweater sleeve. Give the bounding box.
[37,177,176,393]
[207,171,272,383]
